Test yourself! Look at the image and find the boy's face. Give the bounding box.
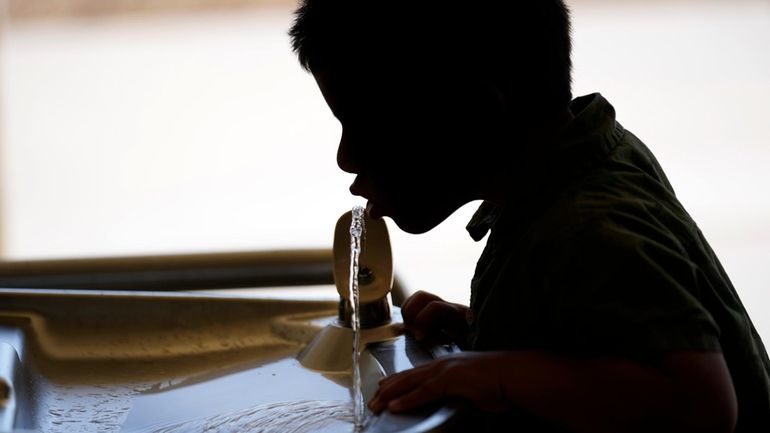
[314,67,505,234]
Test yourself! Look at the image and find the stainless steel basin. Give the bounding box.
[0,288,458,432]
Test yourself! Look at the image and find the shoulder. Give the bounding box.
[520,157,709,302]
[536,142,696,261]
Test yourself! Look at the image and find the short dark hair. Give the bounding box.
[290,0,572,112]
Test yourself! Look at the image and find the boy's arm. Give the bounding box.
[369,350,737,433]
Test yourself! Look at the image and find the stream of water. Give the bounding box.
[349,206,366,431]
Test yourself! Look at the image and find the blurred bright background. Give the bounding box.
[0,0,768,340]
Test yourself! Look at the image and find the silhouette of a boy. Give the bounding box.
[290,1,769,431]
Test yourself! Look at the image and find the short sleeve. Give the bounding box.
[536,213,722,358]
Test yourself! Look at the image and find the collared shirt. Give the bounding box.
[466,93,769,431]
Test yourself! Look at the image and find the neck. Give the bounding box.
[481,107,575,205]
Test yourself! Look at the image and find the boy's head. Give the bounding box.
[290,0,572,234]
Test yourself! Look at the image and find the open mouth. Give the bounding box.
[365,200,384,219]
[349,176,387,220]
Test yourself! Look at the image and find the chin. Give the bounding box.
[389,212,448,235]
[380,197,467,235]
[392,219,436,235]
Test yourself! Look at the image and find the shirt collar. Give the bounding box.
[466,201,502,241]
[466,93,624,241]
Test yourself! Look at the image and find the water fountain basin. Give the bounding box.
[0,288,459,433]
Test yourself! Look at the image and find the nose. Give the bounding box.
[336,128,361,174]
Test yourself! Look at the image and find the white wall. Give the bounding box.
[1,1,768,339]
[570,0,770,340]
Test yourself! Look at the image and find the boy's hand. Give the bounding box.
[368,350,737,433]
[368,352,508,414]
[400,290,470,342]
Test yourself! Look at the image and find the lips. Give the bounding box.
[349,176,385,219]
[349,176,369,199]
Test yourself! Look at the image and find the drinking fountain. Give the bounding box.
[298,209,404,372]
[0,209,461,432]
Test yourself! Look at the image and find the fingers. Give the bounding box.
[406,301,467,341]
[369,353,513,416]
[387,378,446,413]
[369,364,435,413]
[401,290,443,326]
[406,301,455,341]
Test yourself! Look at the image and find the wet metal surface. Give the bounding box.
[0,289,456,432]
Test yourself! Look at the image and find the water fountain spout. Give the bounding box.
[333,209,393,328]
[297,209,403,373]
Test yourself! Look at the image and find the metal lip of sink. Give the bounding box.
[0,288,460,433]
